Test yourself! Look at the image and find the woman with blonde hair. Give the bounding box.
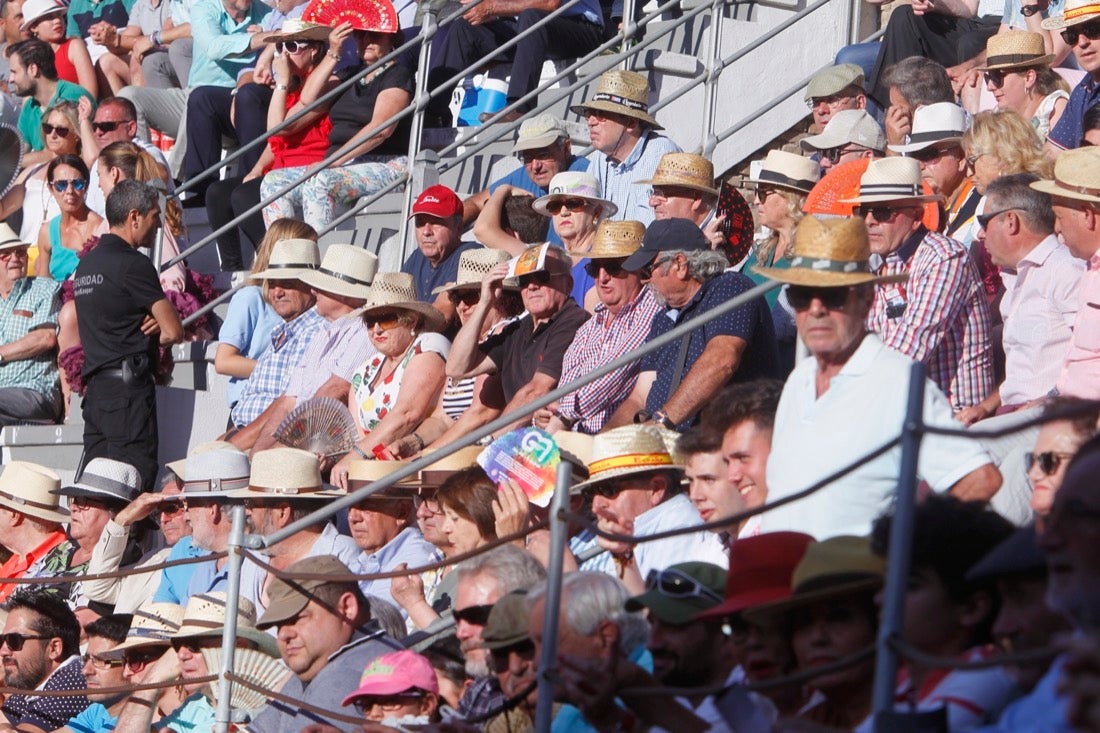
[963,110,1051,197]
[978,31,1069,142]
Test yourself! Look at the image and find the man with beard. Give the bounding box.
[57,614,131,733]
[0,590,89,732]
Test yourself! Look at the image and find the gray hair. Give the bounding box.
[658,249,729,282]
[881,57,953,108]
[365,595,407,641]
[105,179,159,227]
[453,544,547,595]
[527,572,649,655]
[984,173,1056,235]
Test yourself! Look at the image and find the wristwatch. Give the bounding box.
[651,410,675,429]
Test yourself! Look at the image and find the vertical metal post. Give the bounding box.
[398,11,437,259]
[214,504,247,733]
[701,0,724,156]
[534,461,573,733]
[620,0,637,57]
[872,362,926,729]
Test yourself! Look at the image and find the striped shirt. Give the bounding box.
[284,313,378,398]
[1057,253,1100,399]
[587,129,682,224]
[557,287,661,433]
[868,228,994,411]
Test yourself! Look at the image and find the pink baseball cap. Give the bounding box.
[408,185,463,220]
[341,650,440,706]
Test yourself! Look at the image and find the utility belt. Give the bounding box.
[90,354,153,386]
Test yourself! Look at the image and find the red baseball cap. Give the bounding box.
[695,531,814,621]
[408,184,463,220]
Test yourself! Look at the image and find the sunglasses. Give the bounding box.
[644,568,724,604]
[1061,19,1100,46]
[171,638,220,653]
[159,501,184,516]
[363,312,403,330]
[490,639,536,671]
[82,653,125,670]
[448,290,480,307]
[976,207,1018,230]
[521,147,558,164]
[452,603,495,626]
[786,285,853,312]
[906,145,957,163]
[517,270,554,288]
[820,146,862,164]
[1025,450,1076,476]
[275,40,312,54]
[352,693,426,715]
[41,123,70,138]
[1020,3,1042,14]
[0,247,28,259]
[0,632,50,651]
[756,187,781,201]
[983,69,1011,88]
[50,178,87,194]
[583,259,626,278]
[91,120,131,133]
[858,205,906,223]
[545,198,589,215]
[647,185,696,201]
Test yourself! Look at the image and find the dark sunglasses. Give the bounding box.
[858,205,905,223]
[644,568,724,604]
[545,198,589,215]
[91,119,131,133]
[1061,20,1100,46]
[41,123,70,138]
[452,604,495,626]
[583,259,626,278]
[352,693,425,715]
[1025,450,1076,476]
[983,70,1010,88]
[171,638,219,653]
[159,501,184,516]
[275,40,311,54]
[976,207,1018,230]
[490,639,536,671]
[521,147,558,164]
[906,145,957,163]
[820,146,860,164]
[0,632,50,651]
[50,178,87,194]
[786,285,853,312]
[517,270,554,288]
[363,312,403,330]
[448,290,480,307]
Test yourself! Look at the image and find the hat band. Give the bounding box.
[788,255,872,274]
[0,237,22,247]
[591,91,650,113]
[75,473,135,498]
[1065,2,1100,19]
[183,476,250,493]
[316,266,371,287]
[266,261,317,271]
[985,52,1045,66]
[757,169,816,191]
[0,488,57,513]
[246,484,325,495]
[177,618,223,630]
[1053,175,1100,197]
[127,625,177,639]
[589,452,672,477]
[858,182,923,198]
[905,129,964,144]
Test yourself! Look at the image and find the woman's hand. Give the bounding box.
[77,96,93,124]
[493,478,530,542]
[327,22,354,55]
[270,51,290,84]
[330,452,353,490]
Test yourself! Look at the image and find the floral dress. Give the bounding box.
[351,332,450,434]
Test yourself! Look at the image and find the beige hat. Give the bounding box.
[569,70,662,129]
[1030,146,1100,203]
[0,222,26,251]
[588,220,645,260]
[0,461,67,523]
[347,459,418,493]
[99,603,185,659]
[571,425,683,494]
[355,272,445,332]
[978,31,1055,70]
[512,114,570,153]
[804,63,864,102]
[179,445,251,500]
[532,171,618,218]
[1042,0,1100,29]
[432,248,512,294]
[267,18,330,43]
[840,157,941,204]
[297,244,378,300]
[752,215,908,287]
[250,238,321,280]
[417,446,484,489]
[554,431,593,477]
[635,153,718,196]
[173,592,280,658]
[887,102,967,154]
[228,447,342,499]
[749,150,820,194]
[800,110,886,153]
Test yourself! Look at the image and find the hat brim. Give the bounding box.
[569,101,662,130]
[226,486,344,500]
[0,238,30,251]
[634,176,719,196]
[531,192,619,219]
[695,585,798,622]
[570,464,682,495]
[98,636,172,660]
[297,270,371,300]
[267,26,331,42]
[355,300,446,333]
[1042,11,1100,29]
[624,592,718,625]
[743,576,883,623]
[1030,178,1100,204]
[837,193,941,205]
[887,136,963,154]
[20,6,65,31]
[53,485,130,506]
[0,495,67,523]
[251,266,315,281]
[751,264,908,287]
[175,626,281,658]
[977,53,1055,71]
[513,131,566,153]
[746,176,815,195]
[622,247,660,272]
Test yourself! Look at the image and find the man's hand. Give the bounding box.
[115,492,173,528]
[703,214,726,251]
[910,0,934,15]
[593,505,635,556]
[462,0,497,26]
[88,21,113,45]
[389,563,427,608]
[480,262,509,308]
[885,104,912,147]
[140,315,161,337]
[78,96,94,124]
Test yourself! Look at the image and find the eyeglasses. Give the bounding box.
[0,247,28,259]
[976,207,1019,230]
[786,285,854,312]
[171,638,220,653]
[275,40,311,54]
[81,653,125,670]
[966,152,988,169]
[583,259,627,278]
[452,604,495,626]
[412,493,442,515]
[351,693,426,716]
[644,568,724,604]
[858,205,905,223]
[0,632,50,651]
[1061,19,1100,46]
[582,476,645,500]
[756,187,781,201]
[363,312,403,330]
[159,501,184,516]
[123,651,163,671]
[648,185,696,201]
[41,123,70,138]
[517,270,554,288]
[820,146,863,164]
[983,69,1011,88]
[70,496,111,511]
[490,639,536,672]
[806,94,856,110]
[1025,450,1077,476]
[1020,3,1043,15]
[91,120,131,133]
[448,290,480,307]
[907,145,958,163]
[545,198,589,215]
[521,147,559,164]
[50,178,87,194]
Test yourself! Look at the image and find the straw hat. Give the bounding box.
[1030,146,1100,203]
[512,114,570,153]
[571,425,683,494]
[887,102,967,154]
[587,220,645,260]
[99,603,185,659]
[635,153,718,195]
[744,536,885,620]
[180,446,251,500]
[752,215,908,287]
[267,18,330,43]
[432,248,512,294]
[1042,0,1100,29]
[20,0,65,31]
[228,447,342,499]
[748,150,820,194]
[569,70,662,129]
[347,459,418,492]
[696,532,814,621]
[173,592,280,658]
[0,223,26,251]
[251,238,321,280]
[297,244,377,300]
[0,461,67,523]
[55,458,141,507]
[355,272,445,333]
[417,446,484,489]
[840,157,941,204]
[978,31,1055,70]
[532,171,618,218]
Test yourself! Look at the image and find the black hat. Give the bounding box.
[966,525,1046,582]
[622,218,709,272]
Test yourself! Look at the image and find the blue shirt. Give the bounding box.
[402,242,480,302]
[218,285,283,407]
[151,537,204,604]
[0,277,60,396]
[551,645,653,733]
[489,156,590,246]
[571,257,593,305]
[68,703,116,733]
[1048,73,1100,150]
[357,526,436,613]
[188,0,270,88]
[975,655,1071,732]
[587,130,682,224]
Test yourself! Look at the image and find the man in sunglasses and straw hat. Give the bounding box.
[753,215,1001,540]
[1044,0,1100,153]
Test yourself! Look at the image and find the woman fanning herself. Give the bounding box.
[330,272,448,489]
[261,10,413,229]
[37,154,101,281]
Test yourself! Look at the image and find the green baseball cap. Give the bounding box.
[624,562,726,625]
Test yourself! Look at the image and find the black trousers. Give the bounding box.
[82,370,158,493]
[207,176,266,272]
[184,83,272,194]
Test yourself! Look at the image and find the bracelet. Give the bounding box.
[274,83,289,91]
[327,49,341,60]
[352,444,368,459]
[150,30,160,46]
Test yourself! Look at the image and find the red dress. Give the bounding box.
[54,38,80,87]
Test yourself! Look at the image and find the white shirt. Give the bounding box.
[634,494,729,575]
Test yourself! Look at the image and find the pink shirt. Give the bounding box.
[1057,252,1100,399]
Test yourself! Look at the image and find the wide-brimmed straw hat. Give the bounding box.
[748,150,820,194]
[569,70,662,129]
[1042,0,1100,29]
[744,536,885,621]
[297,244,377,300]
[696,532,814,621]
[752,215,908,287]
[55,458,141,508]
[267,18,330,43]
[554,431,593,479]
[21,0,65,31]
[355,272,445,332]
[179,445,251,500]
[0,223,27,251]
[635,153,718,196]
[99,603,185,659]
[173,592,280,658]
[571,425,683,494]
[0,461,67,523]
[887,102,967,154]
[978,31,1054,70]
[588,220,645,260]
[432,248,511,294]
[840,157,941,204]
[532,171,618,218]
[417,446,485,489]
[228,447,342,499]
[1030,146,1100,203]
[301,0,399,33]
[251,238,320,280]
[513,114,570,153]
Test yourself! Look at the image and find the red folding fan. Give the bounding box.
[303,0,399,34]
